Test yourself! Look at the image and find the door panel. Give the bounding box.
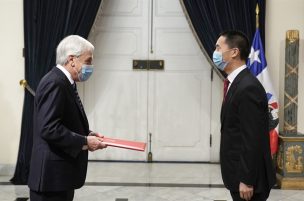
[150,72,211,161]
[85,0,149,160]
[149,0,211,161]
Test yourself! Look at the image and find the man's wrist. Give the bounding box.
[89,132,97,136]
[240,182,253,188]
[82,136,88,150]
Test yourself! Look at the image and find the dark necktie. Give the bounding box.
[73,83,85,114]
[223,78,230,101]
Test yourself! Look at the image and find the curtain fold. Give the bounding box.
[180,0,266,78]
[11,0,102,185]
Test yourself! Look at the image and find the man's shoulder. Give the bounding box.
[36,68,67,94]
[41,67,63,81]
[237,69,266,95]
[239,69,262,87]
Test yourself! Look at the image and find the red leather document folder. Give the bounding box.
[103,137,146,152]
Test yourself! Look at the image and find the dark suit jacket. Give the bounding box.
[220,68,276,193]
[28,67,89,192]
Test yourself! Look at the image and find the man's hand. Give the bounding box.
[87,136,107,151]
[239,182,254,201]
[89,131,105,139]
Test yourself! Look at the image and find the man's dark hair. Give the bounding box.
[219,30,250,61]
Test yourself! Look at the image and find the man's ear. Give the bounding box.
[231,48,240,59]
[67,55,75,67]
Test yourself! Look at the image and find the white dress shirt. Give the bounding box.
[226,64,247,92]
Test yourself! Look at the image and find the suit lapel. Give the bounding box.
[221,68,250,123]
[53,67,89,130]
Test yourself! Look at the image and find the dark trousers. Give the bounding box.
[30,189,74,201]
[230,190,270,201]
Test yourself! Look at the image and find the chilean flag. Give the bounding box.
[247,29,279,155]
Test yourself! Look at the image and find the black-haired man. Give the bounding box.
[214,30,276,201]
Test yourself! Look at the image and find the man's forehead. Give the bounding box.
[217,36,226,44]
[216,36,227,48]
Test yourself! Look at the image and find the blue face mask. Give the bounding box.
[213,51,228,71]
[78,65,94,82]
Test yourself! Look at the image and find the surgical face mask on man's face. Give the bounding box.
[212,49,233,71]
[78,64,94,82]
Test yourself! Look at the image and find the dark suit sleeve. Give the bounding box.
[238,85,267,186]
[36,80,86,158]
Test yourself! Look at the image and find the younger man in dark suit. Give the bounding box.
[213,31,276,201]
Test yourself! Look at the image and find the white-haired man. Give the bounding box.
[28,35,106,201]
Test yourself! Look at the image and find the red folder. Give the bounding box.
[102,137,146,152]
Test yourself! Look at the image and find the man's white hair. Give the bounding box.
[56,35,94,65]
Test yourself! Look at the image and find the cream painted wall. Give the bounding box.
[265,0,304,133]
[0,0,24,165]
[0,0,304,165]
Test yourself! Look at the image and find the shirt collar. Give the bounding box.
[56,64,74,85]
[227,64,247,84]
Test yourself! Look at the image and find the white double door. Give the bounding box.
[83,0,215,161]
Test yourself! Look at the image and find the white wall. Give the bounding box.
[265,0,304,133]
[0,0,24,167]
[0,0,304,166]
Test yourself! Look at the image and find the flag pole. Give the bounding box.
[256,4,259,29]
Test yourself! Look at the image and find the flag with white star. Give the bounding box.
[247,29,279,155]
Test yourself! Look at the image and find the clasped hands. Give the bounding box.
[87,132,107,152]
[239,182,254,201]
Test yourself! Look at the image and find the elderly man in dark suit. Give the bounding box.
[28,35,106,201]
[213,30,276,201]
